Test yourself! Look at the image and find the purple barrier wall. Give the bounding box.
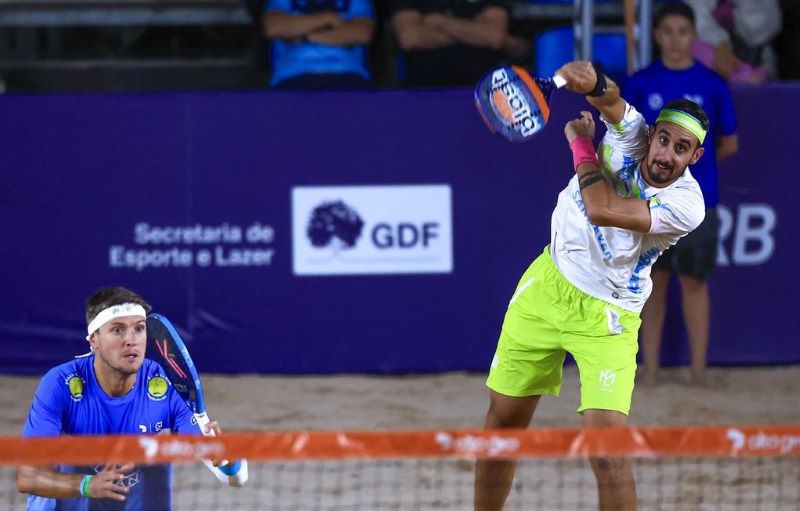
[1,85,798,375]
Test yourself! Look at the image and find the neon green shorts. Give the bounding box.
[486,247,641,415]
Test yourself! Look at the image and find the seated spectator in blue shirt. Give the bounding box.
[393,0,510,88]
[263,0,375,90]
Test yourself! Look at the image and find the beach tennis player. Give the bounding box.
[17,286,246,511]
[474,60,708,510]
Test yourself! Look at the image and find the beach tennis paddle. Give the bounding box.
[147,313,248,482]
[474,65,567,142]
[146,313,213,432]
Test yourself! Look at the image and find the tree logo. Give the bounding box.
[306,200,364,249]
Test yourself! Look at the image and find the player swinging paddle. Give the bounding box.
[474,61,708,510]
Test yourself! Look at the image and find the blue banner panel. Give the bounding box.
[1,86,798,375]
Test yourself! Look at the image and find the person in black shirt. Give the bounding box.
[392,0,510,87]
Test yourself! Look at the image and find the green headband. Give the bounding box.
[655,109,707,145]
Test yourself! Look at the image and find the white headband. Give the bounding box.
[86,303,147,341]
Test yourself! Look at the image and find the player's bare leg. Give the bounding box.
[582,409,637,511]
[639,269,671,385]
[474,391,539,511]
[678,274,710,386]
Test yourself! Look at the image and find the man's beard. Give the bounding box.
[647,159,676,184]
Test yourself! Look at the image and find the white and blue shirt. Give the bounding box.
[550,103,706,312]
[23,355,201,511]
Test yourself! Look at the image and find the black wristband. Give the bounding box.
[586,63,608,98]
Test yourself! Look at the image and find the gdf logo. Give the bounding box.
[292,185,453,275]
[372,223,440,249]
[306,202,441,251]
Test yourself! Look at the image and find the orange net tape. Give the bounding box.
[2,425,799,466]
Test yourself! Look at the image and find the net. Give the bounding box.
[2,426,798,510]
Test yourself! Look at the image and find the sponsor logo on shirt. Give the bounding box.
[572,190,613,260]
[139,422,164,433]
[147,376,169,401]
[647,93,663,111]
[66,374,84,402]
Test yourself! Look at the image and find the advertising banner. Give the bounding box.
[1,86,797,374]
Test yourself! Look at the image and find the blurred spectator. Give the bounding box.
[624,3,738,386]
[263,0,375,90]
[392,0,510,88]
[684,0,782,84]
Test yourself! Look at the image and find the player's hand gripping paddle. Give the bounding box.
[474,65,566,142]
[146,313,247,485]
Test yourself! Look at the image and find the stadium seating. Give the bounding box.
[535,26,629,85]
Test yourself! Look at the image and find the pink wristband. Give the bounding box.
[569,137,599,171]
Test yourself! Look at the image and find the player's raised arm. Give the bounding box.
[555,61,625,125]
[565,111,652,233]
